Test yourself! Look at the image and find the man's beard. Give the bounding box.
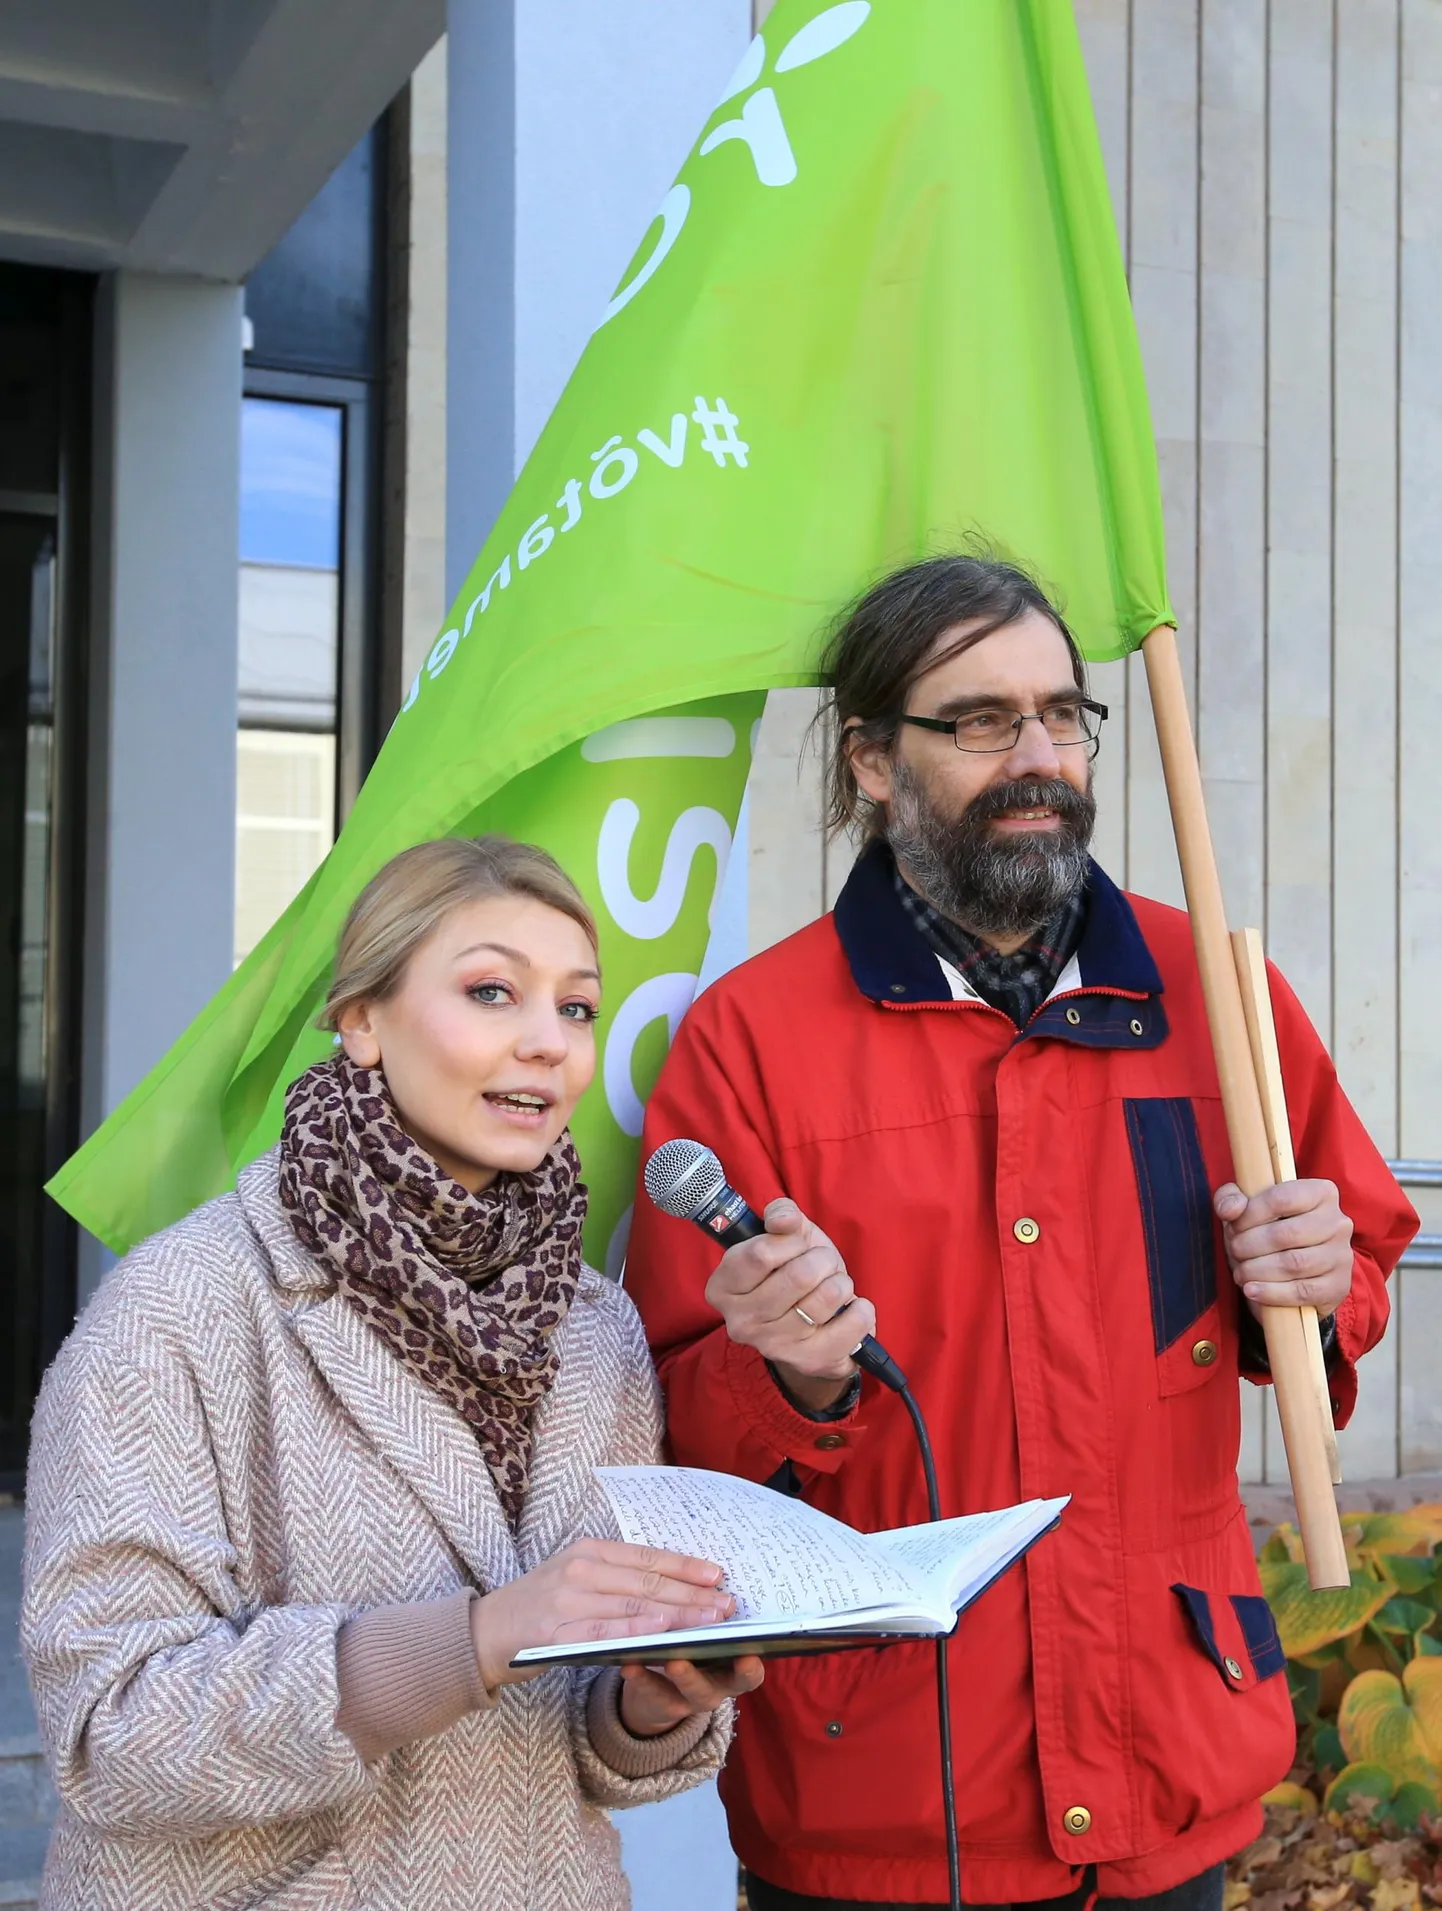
[886,760,1096,939]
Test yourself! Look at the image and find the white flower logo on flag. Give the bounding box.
[597,2,871,328]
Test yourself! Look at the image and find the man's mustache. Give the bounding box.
[965,778,1094,831]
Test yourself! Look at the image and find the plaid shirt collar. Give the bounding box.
[892,862,1089,1029]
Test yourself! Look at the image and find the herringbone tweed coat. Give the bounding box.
[22,1150,731,1910]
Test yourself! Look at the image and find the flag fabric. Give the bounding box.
[50,0,1173,1272]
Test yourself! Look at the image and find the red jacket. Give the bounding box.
[625,845,1416,1905]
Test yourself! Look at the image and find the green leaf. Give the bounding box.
[1345,1510,1442,1560]
[1323,1761,1394,1817]
[1262,1779,1319,1816]
[1379,1555,1437,1597]
[1295,1641,1349,1668]
[1312,1723,1345,1776]
[1417,1633,1442,1658]
[1260,1561,1394,1658]
[1361,1622,1408,1676]
[1338,1667,1442,1784]
[1262,1525,1306,1566]
[1288,1661,1322,1721]
[1374,1597,1436,1637]
[1385,1780,1441,1832]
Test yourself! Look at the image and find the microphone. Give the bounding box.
[643,1139,909,1394]
[643,1137,962,1909]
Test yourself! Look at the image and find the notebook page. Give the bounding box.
[871,1498,1068,1614]
[597,1466,925,1622]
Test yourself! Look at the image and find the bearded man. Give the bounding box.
[623,555,1416,1911]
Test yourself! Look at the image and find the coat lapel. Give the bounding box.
[290,1291,523,1593]
[238,1150,521,1594]
[514,1280,625,1573]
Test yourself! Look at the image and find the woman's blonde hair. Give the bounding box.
[320,836,598,1033]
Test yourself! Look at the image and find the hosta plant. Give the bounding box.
[1259,1506,1442,1833]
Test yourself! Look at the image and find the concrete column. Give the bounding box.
[445,8,750,1902]
[80,273,242,1296]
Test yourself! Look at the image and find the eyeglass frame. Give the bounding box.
[897,697,1109,758]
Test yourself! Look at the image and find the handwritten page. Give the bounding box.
[597,1466,924,1622]
[872,1499,1069,1612]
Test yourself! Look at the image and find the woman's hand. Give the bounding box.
[618,1656,765,1736]
[469,1539,735,1691]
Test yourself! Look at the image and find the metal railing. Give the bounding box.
[1387,1161,1442,1268]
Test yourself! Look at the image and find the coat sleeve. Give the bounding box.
[622,977,869,1490]
[21,1291,375,1839]
[1265,959,1418,1427]
[567,1286,734,1811]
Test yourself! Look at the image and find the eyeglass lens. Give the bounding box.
[951,706,1101,753]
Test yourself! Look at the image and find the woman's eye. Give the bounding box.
[560,1001,600,1024]
[468,983,512,1006]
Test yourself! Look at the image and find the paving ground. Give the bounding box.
[1242,1473,1442,1547]
[0,1508,53,1909]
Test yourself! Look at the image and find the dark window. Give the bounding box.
[243,128,384,380]
[0,265,92,1487]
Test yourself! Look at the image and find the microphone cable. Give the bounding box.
[897,1375,962,1911]
[644,1140,963,1911]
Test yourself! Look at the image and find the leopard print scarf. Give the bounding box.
[277,1054,586,1527]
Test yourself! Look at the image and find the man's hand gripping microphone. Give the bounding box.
[642,1139,908,1393]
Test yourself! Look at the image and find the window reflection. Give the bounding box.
[235,397,343,966]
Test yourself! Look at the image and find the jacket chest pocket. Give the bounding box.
[1123,1096,1227,1396]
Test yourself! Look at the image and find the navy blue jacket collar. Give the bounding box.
[832,839,1164,1011]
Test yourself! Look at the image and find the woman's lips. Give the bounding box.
[482,1092,553,1128]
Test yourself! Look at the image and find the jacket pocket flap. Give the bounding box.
[1172,1582,1285,1691]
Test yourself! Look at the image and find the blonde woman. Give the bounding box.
[22,836,761,1911]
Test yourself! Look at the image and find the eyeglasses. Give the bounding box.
[899,698,1108,757]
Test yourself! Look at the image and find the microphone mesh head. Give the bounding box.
[643,1139,726,1219]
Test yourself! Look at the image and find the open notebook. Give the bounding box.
[512,1466,1068,1668]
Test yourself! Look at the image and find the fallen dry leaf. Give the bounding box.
[1308,1882,1351,1910]
[1371,1882,1423,1911]
[1228,1799,1442,1911]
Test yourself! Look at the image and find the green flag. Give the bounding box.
[50,0,1172,1271]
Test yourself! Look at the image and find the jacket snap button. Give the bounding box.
[814,1432,847,1451]
[1191,1338,1219,1367]
[1129,1017,1145,1036]
[1065,1007,1081,1026]
[1013,1217,1040,1244]
[1062,1805,1092,1835]
[1223,1656,1244,1682]
[889,983,906,996]
[825,1720,843,1737]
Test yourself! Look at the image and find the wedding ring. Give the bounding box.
[794,1305,818,1328]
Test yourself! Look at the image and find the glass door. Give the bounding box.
[0,264,90,1485]
[0,519,56,1463]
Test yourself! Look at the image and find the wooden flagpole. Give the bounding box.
[1141,626,1349,1589]
[1232,926,1343,1487]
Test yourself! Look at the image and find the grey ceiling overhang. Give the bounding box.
[0,0,444,280]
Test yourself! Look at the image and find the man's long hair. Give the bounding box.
[817,552,1088,841]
